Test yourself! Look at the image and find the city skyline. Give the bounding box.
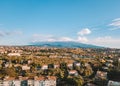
[0,0,120,48]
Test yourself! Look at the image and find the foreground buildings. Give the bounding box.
[0,76,56,86]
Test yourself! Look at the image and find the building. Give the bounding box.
[34,76,56,86]
[28,80,34,86]
[2,76,15,86]
[54,64,60,69]
[1,76,56,86]
[22,65,30,70]
[95,71,107,80]
[67,63,73,69]
[13,80,21,86]
[41,65,48,70]
[73,62,81,67]
[68,70,78,76]
[108,80,120,86]
[118,58,120,71]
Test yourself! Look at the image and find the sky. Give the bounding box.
[0,0,120,48]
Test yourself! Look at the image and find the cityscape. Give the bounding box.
[0,0,120,86]
[0,46,120,86]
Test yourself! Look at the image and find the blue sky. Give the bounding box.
[0,0,120,48]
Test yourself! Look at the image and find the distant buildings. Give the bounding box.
[34,76,56,86]
[8,53,21,56]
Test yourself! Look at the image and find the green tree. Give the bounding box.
[73,75,84,86]
[83,67,93,77]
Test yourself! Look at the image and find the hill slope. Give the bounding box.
[30,41,103,48]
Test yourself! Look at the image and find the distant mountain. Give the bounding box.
[30,41,103,48]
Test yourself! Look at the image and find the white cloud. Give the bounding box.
[89,36,120,48]
[109,21,120,27]
[77,36,88,43]
[32,34,74,42]
[47,38,56,42]
[76,28,91,43]
[109,18,120,30]
[32,33,89,43]
[95,36,111,41]
[77,28,91,36]
[32,28,91,43]
[32,34,54,42]
[59,37,74,42]
[33,34,53,38]
[113,18,120,21]
[13,31,23,35]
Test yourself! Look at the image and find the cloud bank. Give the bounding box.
[89,36,120,48]
[32,34,74,42]
[32,28,91,43]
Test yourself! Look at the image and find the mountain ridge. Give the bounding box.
[30,41,104,48]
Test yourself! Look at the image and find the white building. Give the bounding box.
[43,79,56,86]
[28,80,34,86]
[54,64,59,69]
[22,65,30,70]
[13,80,21,86]
[41,65,48,70]
[69,70,78,76]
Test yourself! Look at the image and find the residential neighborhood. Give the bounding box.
[0,46,120,86]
